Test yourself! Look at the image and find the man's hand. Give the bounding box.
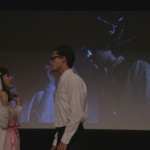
[51,145,56,150]
[57,142,67,150]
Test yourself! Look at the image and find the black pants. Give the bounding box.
[55,123,87,150]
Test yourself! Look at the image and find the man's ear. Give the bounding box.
[61,56,66,63]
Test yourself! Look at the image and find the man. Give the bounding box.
[50,45,88,150]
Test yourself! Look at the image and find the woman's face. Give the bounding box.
[2,73,14,89]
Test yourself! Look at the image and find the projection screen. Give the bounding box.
[0,11,150,130]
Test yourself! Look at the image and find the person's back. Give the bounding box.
[99,56,150,128]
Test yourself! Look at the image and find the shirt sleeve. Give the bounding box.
[61,75,87,144]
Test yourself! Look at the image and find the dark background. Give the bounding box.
[19,129,150,150]
[0,0,150,11]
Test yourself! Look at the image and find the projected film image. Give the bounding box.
[0,11,150,130]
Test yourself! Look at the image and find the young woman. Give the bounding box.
[0,67,22,150]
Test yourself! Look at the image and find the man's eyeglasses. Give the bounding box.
[50,55,62,61]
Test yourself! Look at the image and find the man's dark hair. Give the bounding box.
[52,45,75,68]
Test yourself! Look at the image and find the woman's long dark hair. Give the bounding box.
[0,67,13,102]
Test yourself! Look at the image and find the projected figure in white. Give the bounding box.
[20,65,56,123]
